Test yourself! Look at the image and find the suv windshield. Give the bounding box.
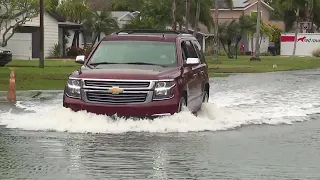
[88,40,177,67]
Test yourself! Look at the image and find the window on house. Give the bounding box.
[251,11,262,18]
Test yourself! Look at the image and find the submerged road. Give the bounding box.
[1,70,320,180]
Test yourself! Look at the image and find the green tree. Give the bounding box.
[0,0,51,47]
[84,8,119,44]
[57,0,91,47]
[272,0,306,60]
[234,14,256,58]
[212,0,233,60]
[115,0,214,33]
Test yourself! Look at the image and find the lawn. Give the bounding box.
[0,60,81,91]
[1,56,320,91]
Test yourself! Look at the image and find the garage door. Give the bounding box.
[4,33,32,60]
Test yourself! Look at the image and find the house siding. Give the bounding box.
[211,1,271,23]
[244,3,270,22]
[211,10,243,23]
[23,13,59,58]
[0,12,59,58]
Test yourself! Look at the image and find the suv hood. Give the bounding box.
[70,64,181,80]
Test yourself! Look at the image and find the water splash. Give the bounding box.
[0,99,316,134]
[1,71,320,134]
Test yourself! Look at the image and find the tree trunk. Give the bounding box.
[291,8,300,60]
[227,40,233,59]
[305,0,313,33]
[220,39,228,56]
[251,35,254,54]
[213,0,219,60]
[179,23,182,31]
[185,0,190,33]
[193,0,200,37]
[252,0,261,60]
[171,0,177,31]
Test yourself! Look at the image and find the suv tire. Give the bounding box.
[178,96,187,112]
[203,90,209,103]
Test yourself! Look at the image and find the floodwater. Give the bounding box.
[1,70,320,180]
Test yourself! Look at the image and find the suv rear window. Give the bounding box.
[88,40,177,67]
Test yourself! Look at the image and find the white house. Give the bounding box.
[0,10,82,59]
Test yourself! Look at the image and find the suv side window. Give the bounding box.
[181,40,200,65]
[185,41,199,58]
[192,40,206,64]
[181,41,188,63]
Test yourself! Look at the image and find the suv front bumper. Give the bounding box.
[63,95,180,118]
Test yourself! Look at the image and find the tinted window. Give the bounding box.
[88,41,177,67]
[184,41,199,58]
[181,41,188,63]
[192,40,206,63]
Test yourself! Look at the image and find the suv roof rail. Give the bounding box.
[112,29,193,37]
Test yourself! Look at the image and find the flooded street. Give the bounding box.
[1,70,320,179]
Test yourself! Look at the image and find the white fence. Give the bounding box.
[281,33,320,56]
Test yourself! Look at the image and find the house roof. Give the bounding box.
[96,11,139,21]
[46,10,66,22]
[111,11,135,20]
[213,0,274,11]
[214,0,250,9]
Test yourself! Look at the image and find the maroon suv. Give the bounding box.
[63,29,210,118]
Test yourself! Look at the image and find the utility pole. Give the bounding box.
[213,0,219,61]
[251,0,261,61]
[39,0,44,68]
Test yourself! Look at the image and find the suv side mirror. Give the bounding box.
[75,55,85,64]
[185,58,200,66]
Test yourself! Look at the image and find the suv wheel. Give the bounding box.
[203,91,209,103]
[178,97,187,112]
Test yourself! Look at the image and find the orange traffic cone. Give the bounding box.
[7,68,16,103]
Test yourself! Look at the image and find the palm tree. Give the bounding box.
[57,0,91,47]
[251,0,261,61]
[172,0,177,31]
[185,0,190,32]
[85,8,119,45]
[193,0,201,36]
[212,0,233,60]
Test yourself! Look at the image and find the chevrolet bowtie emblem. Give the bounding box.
[108,86,123,94]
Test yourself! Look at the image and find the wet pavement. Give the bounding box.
[1,70,320,179]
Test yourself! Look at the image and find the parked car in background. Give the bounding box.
[0,47,12,66]
[63,29,210,118]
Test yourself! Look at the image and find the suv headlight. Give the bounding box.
[65,79,81,98]
[153,80,175,100]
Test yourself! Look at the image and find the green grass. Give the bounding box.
[1,55,320,91]
[207,56,320,73]
[0,60,81,91]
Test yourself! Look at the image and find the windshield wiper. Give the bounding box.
[88,62,167,67]
[89,62,122,66]
[126,62,166,67]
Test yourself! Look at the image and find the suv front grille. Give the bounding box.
[84,80,150,89]
[85,91,148,104]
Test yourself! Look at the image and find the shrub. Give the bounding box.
[50,43,61,57]
[66,46,85,57]
[312,48,320,57]
[83,45,93,57]
[204,47,227,56]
